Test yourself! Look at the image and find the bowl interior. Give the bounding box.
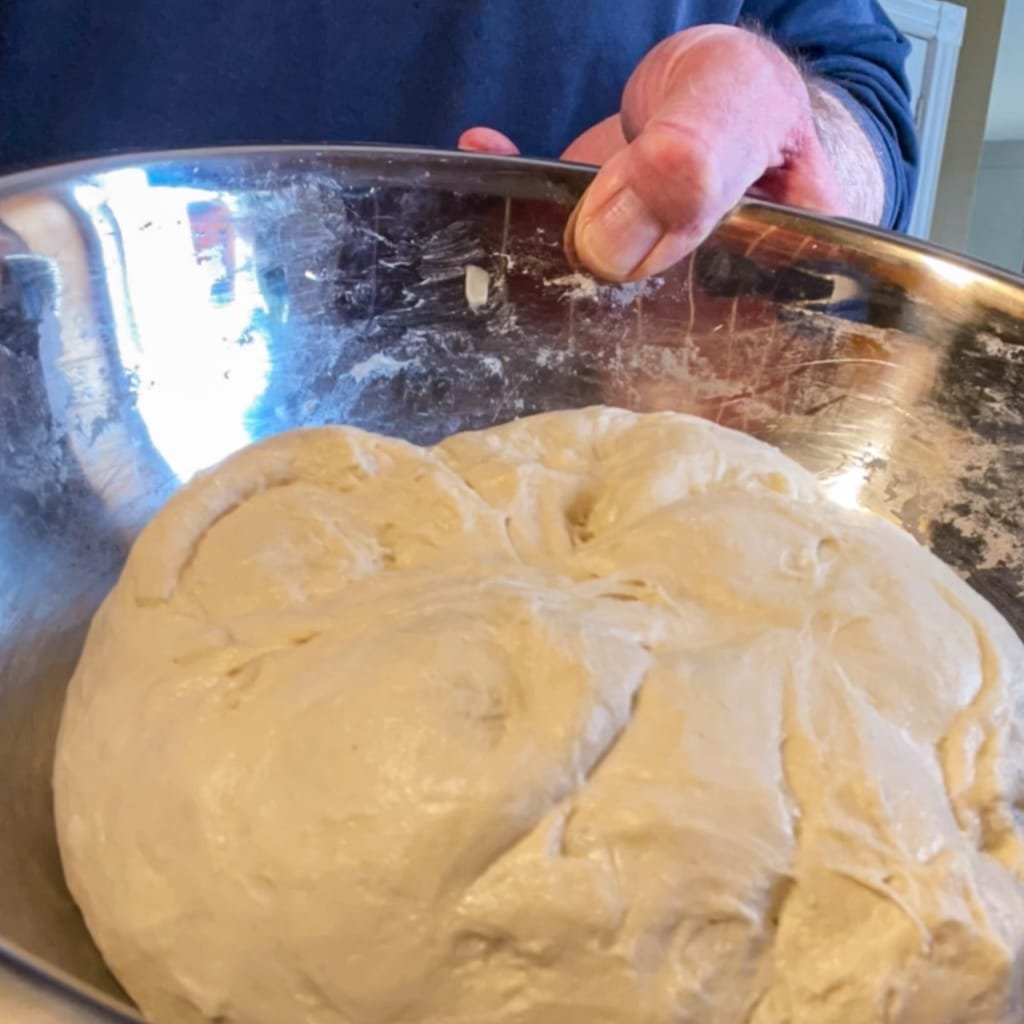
[1,146,1022,1019]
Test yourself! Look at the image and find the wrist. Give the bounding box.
[806,81,887,224]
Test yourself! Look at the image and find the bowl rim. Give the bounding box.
[0,142,1021,299]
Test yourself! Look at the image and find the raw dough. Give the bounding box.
[54,407,1024,1024]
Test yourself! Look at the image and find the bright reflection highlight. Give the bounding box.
[822,463,871,509]
[821,442,886,510]
[919,254,977,290]
[77,170,271,481]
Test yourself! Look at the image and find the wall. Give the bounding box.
[967,141,1024,271]
[985,0,1024,139]
[930,0,1009,252]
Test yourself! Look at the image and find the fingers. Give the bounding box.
[457,127,521,156]
[748,165,847,215]
[560,115,628,166]
[567,27,846,281]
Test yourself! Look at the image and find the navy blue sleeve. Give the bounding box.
[742,0,919,231]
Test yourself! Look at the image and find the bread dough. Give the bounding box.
[54,407,1024,1024]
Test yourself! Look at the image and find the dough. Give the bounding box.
[54,407,1024,1024]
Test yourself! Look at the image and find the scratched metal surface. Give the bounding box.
[0,146,1021,1021]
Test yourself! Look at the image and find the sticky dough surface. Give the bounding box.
[54,407,1024,1024]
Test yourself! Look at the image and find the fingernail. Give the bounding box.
[577,187,663,280]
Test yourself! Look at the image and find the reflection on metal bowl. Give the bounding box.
[0,146,1021,1022]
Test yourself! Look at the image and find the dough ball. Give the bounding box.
[54,408,1024,1024]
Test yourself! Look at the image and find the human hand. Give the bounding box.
[460,26,849,281]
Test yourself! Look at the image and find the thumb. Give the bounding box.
[560,115,628,165]
[568,26,844,281]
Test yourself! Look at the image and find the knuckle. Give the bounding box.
[634,122,721,221]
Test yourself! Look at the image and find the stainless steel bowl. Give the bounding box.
[1,146,1022,1022]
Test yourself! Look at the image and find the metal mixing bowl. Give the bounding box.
[1,146,1022,1022]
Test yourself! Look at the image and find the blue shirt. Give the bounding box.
[0,1,917,228]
